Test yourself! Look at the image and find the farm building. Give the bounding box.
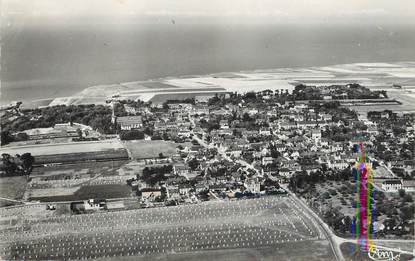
[381,179,402,192]
[116,116,143,130]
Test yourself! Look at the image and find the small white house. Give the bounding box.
[381,179,402,192]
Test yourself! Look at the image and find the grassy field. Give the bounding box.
[123,140,178,159]
[0,176,27,200]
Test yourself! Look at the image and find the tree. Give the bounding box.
[1,153,17,175]
[15,132,29,142]
[188,158,200,171]
[76,128,83,139]
[242,113,252,122]
[400,204,414,221]
[403,194,413,203]
[1,131,14,145]
[398,189,406,198]
[20,153,35,174]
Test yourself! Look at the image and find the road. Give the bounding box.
[0,197,25,204]
[281,184,344,261]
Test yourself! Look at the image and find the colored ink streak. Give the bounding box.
[351,142,375,254]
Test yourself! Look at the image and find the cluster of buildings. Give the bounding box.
[111,86,415,205]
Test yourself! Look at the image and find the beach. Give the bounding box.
[17,62,415,113]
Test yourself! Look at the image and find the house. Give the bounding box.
[124,105,139,114]
[141,188,162,199]
[381,179,402,192]
[195,95,214,104]
[259,128,271,136]
[319,138,330,147]
[178,129,191,138]
[174,164,191,176]
[311,129,322,140]
[329,160,349,170]
[402,180,415,192]
[245,108,259,115]
[117,116,143,130]
[279,168,295,178]
[274,144,287,152]
[209,183,228,192]
[167,103,193,111]
[302,164,320,174]
[228,145,242,158]
[154,122,167,131]
[262,157,275,166]
[195,183,207,193]
[244,179,261,193]
[219,120,230,129]
[166,185,180,198]
[179,184,193,195]
[84,199,106,211]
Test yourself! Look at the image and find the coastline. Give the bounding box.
[5,61,415,109]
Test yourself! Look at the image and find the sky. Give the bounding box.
[1,0,415,25]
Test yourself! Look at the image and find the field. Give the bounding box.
[0,196,335,261]
[0,140,125,156]
[26,160,134,202]
[123,140,178,159]
[33,150,129,165]
[31,160,128,178]
[0,176,27,207]
[27,184,133,202]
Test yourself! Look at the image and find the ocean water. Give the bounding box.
[1,23,415,103]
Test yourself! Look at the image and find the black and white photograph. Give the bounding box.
[0,1,414,260]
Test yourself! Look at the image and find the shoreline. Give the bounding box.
[3,61,415,108]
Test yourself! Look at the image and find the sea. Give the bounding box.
[1,23,415,103]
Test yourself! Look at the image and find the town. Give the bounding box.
[1,83,414,260]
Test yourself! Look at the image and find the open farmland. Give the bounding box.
[123,140,178,159]
[0,140,129,165]
[27,184,133,202]
[33,150,129,165]
[0,176,27,207]
[0,140,125,156]
[0,196,335,261]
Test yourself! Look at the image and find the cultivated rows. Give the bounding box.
[0,196,323,260]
